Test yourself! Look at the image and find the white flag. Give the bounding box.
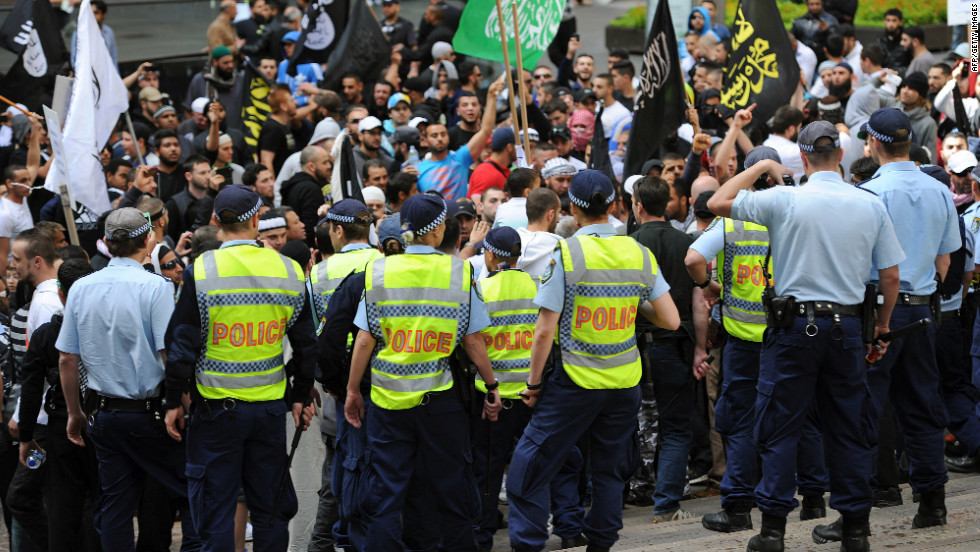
[44,0,127,215]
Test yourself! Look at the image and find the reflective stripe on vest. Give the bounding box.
[364,253,471,410]
[557,235,658,389]
[193,246,305,401]
[476,270,539,399]
[309,247,383,321]
[719,219,769,342]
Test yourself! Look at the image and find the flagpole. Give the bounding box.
[58,185,80,246]
[494,0,521,143]
[510,2,532,157]
[0,94,31,117]
[123,112,146,167]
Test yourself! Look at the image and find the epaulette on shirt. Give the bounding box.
[855,175,880,196]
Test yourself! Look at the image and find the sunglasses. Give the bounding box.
[534,73,552,79]
[160,258,183,270]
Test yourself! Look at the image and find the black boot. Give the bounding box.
[800,495,826,521]
[839,514,871,552]
[560,534,589,549]
[872,485,903,508]
[812,516,842,543]
[746,514,785,552]
[912,486,947,528]
[702,508,753,532]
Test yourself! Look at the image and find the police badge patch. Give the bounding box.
[972,217,979,234]
[541,259,555,283]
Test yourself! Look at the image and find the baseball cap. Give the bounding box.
[947,150,978,174]
[378,213,405,247]
[404,76,429,93]
[520,128,540,143]
[568,170,615,209]
[382,0,400,4]
[408,116,430,129]
[326,198,370,223]
[361,186,386,204]
[623,174,643,195]
[920,165,951,187]
[431,41,453,60]
[455,199,477,219]
[213,184,263,223]
[357,116,383,132]
[392,126,420,146]
[105,208,152,241]
[482,226,522,258]
[798,121,841,152]
[953,42,970,59]
[554,86,573,98]
[282,31,301,44]
[387,92,412,110]
[491,127,516,151]
[744,145,782,168]
[551,124,572,141]
[402,194,450,237]
[191,97,209,114]
[859,107,912,143]
[139,87,165,102]
[575,88,597,103]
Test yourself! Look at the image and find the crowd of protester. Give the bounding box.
[0,0,977,550]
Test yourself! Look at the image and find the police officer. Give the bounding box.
[57,207,201,551]
[472,226,588,551]
[688,147,829,533]
[164,184,318,550]
[343,194,502,551]
[843,108,961,536]
[708,121,904,552]
[309,199,383,326]
[508,170,680,552]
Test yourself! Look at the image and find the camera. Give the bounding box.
[781,174,794,186]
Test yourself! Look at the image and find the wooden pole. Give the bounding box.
[510,2,532,158]
[0,94,30,116]
[494,0,521,142]
[58,185,80,246]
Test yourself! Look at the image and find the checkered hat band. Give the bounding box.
[326,212,356,223]
[237,198,263,222]
[568,189,615,209]
[800,138,840,152]
[484,242,513,258]
[865,124,894,143]
[416,205,447,236]
[107,221,152,241]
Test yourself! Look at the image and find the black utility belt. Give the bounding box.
[896,293,932,306]
[794,301,862,318]
[97,395,162,413]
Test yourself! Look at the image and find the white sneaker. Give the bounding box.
[499,474,508,504]
[245,522,253,541]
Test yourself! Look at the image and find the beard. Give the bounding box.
[215,67,234,81]
[828,80,851,98]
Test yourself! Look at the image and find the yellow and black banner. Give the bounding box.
[240,58,271,149]
[720,0,799,124]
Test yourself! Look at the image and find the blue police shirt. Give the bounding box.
[56,257,175,399]
[940,221,973,311]
[354,244,491,335]
[689,218,725,261]
[535,223,670,313]
[731,170,905,304]
[964,201,980,268]
[861,161,961,295]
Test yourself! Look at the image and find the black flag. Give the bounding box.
[319,0,391,91]
[338,134,364,203]
[589,102,617,186]
[0,0,68,112]
[720,0,800,124]
[624,0,685,178]
[286,0,350,76]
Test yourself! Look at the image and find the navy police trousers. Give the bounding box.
[507,367,640,550]
[755,316,872,518]
[185,399,296,552]
[866,304,949,494]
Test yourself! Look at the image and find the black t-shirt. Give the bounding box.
[156,169,187,203]
[448,125,476,152]
[382,16,417,49]
[258,119,296,176]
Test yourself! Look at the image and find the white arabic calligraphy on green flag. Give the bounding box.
[451,0,563,71]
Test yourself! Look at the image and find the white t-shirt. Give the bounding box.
[599,101,632,139]
[0,196,33,239]
[516,228,561,278]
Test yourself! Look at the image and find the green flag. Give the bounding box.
[452,0,563,71]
